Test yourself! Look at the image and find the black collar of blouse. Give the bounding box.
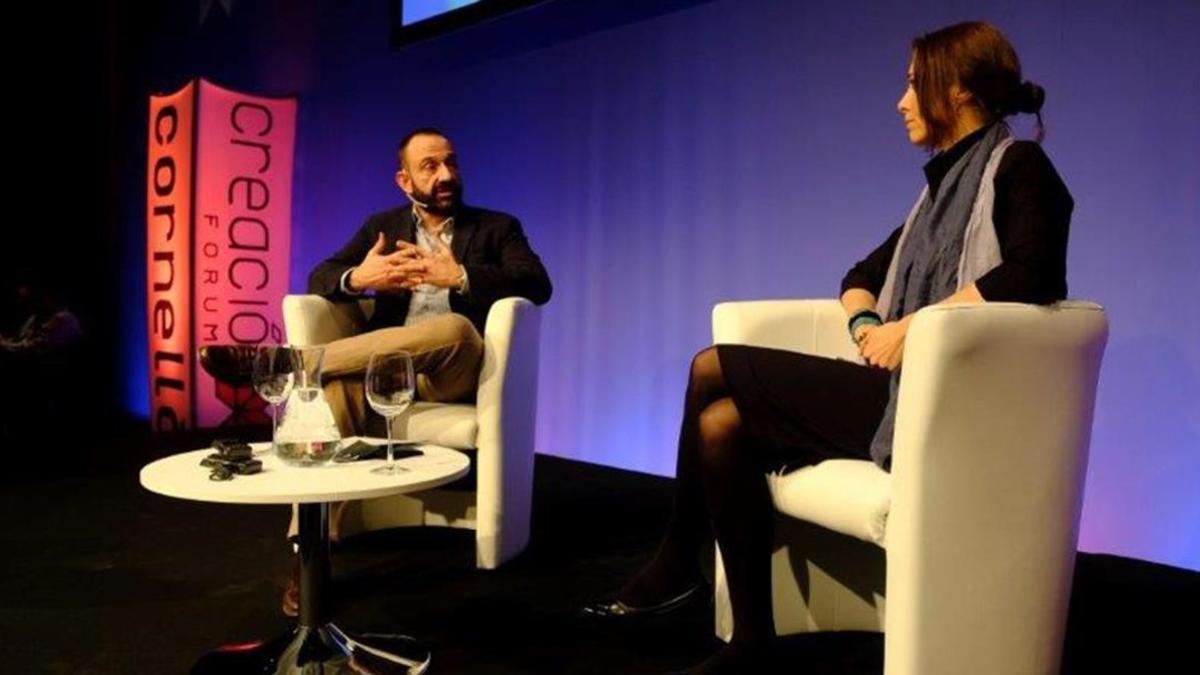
[922,122,995,197]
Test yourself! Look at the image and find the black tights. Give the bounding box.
[620,346,775,648]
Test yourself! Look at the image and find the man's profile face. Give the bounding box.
[396,134,462,215]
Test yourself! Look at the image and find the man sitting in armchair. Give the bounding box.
[294,126,551,614]
[307,127,552,440]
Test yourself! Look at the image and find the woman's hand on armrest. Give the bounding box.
[860,283,986,370]
[859,318,908,370]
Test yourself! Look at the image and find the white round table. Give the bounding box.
[140,438,470,675]
[141,441,469,505]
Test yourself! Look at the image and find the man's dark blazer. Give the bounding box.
[307,204,552,335]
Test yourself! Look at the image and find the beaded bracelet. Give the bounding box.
[848,309,883,341]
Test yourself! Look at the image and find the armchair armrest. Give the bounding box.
[890,301,1107,512]
[884,301,1108,674]
[282,294,370,347]
[712,299,861,362]
[473,296,543,568]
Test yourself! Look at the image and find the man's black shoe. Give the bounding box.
[198,344,258,387]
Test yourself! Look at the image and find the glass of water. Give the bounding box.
[365,351,416,476]
[252,345,297,455]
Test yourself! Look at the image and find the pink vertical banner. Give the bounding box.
[146,82,196,431]
[192,79,296,427]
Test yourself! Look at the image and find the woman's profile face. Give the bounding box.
[897,59,928,146]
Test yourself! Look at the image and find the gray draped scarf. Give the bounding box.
[868,123,1014,468]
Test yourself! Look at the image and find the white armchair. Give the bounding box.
[711,299,1107,675]
[282,295,542,570]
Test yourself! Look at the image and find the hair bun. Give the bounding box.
[1016,80,1045,114]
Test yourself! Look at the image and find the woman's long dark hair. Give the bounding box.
[912,21,1046,148]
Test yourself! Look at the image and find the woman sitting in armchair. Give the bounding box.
[583,21,1074,675]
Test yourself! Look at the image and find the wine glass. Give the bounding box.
[253,345,297,455]
[365,351,416,475]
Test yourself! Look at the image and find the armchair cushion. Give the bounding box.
[406,402,478,449]
[768,459,891,547]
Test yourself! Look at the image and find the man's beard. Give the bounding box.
[411,181,461,216]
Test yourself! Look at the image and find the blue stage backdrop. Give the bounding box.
[118,0,1199,570]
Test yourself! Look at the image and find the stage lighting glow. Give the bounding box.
[403,0,479,26]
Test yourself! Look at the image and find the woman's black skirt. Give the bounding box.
[715,344,892,473]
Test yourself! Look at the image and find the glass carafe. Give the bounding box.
[274,345,342,466]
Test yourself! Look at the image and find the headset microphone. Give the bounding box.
[404,191,430,209]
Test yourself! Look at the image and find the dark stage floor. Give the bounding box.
[2,427,1195,674]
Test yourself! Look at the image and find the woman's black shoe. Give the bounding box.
[580,582,707,619]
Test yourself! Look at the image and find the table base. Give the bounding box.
[192,623,432,674]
